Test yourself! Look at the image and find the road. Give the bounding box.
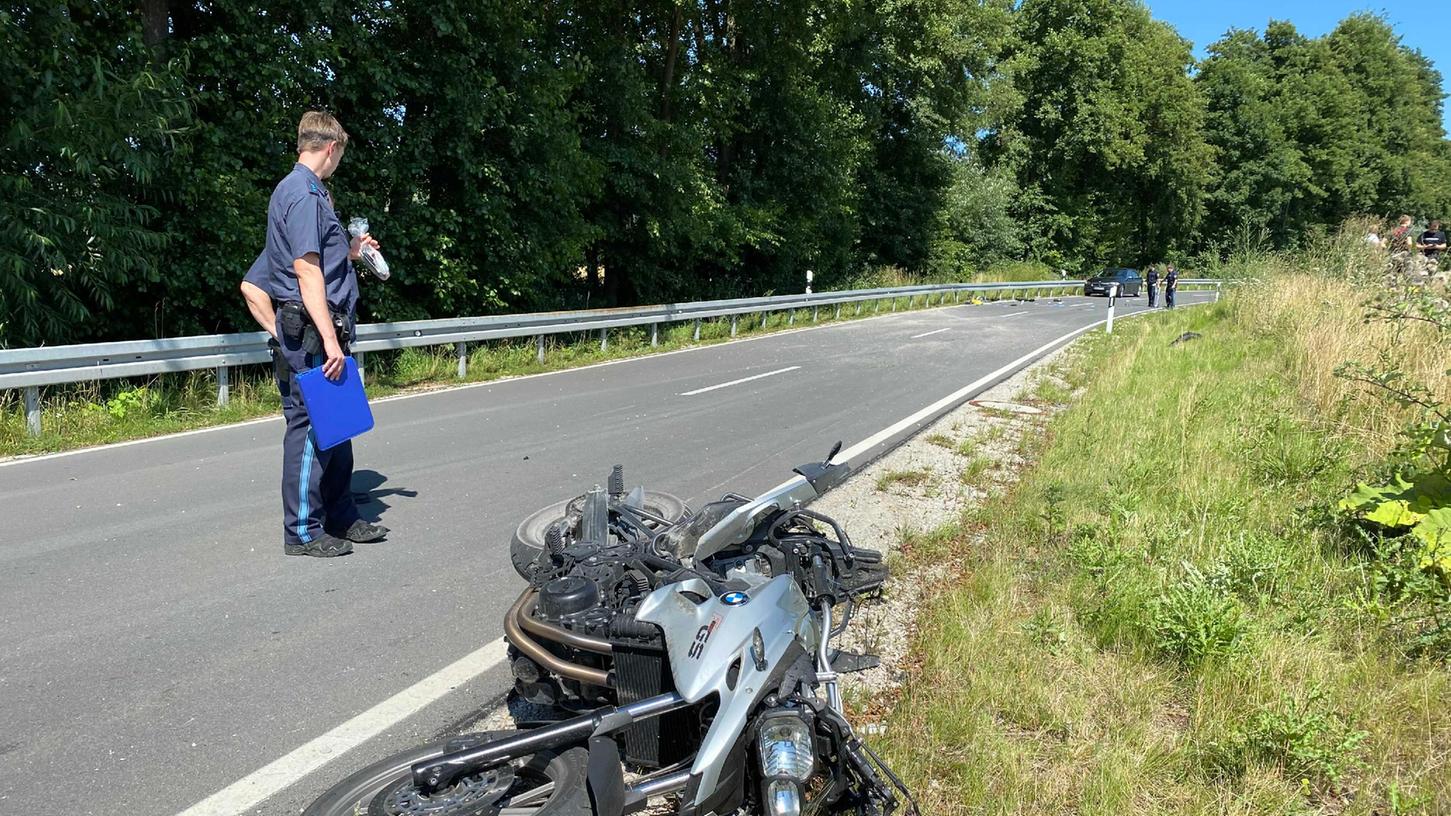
[0,293,1207,815]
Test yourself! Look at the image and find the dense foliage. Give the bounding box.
[2,1,1448,346]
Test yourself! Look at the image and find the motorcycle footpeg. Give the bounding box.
[828,649,881,673]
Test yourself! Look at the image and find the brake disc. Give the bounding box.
[374,764,516,816]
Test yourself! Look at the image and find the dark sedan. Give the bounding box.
[1083,268,1143,297]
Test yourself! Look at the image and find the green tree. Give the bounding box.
[0,3,190,347]
[987,0,1211,271]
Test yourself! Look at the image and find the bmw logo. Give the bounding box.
[721,591,749,606]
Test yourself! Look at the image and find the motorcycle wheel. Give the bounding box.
[510,491,689,579]
[302,731,593,816]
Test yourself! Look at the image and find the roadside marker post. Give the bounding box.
[1106,284,1118,334]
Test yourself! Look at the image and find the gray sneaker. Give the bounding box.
[333,520,389,543]
[285,534,354,558]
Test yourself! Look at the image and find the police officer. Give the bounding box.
[264,111,387,557]
[1146,265,1160,308]
[1164,265,1179,310]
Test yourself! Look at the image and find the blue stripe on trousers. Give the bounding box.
[297,431,317,542]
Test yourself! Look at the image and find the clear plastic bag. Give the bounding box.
[347,216,390,281]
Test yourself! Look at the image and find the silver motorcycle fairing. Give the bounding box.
[692,474,820,561]
[636,574,819,808]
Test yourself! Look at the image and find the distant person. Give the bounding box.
[263,111,387,558]
[1390,214,1416,255]
[1145,265,1160,308]
[1364,226,1383,248]
[1164,265,1178,309]
[1418,219,1446,267]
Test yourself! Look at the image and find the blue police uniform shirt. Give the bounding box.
[242,252,272,295]
[264,163,358,320]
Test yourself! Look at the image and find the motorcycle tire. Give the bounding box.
[510,491,690,580]
[302,731,592,816]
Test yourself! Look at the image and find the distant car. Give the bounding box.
[1083,268,1143,297]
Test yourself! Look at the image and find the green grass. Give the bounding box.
[925,433,956,449]
[876,469,933,492]
[872,291,1451,815]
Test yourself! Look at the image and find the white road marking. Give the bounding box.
[909,328,950,339]
[678,366,801,396]
[834,309,1160,463]
[172,638,509,816]
[994,311,1029,319]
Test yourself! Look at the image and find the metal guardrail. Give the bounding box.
[2,278,1222,435]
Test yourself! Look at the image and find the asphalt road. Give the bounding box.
[0,293,1208,815]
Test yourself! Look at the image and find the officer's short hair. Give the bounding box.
[298,111,349,153]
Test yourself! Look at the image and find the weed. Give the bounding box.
[1150,563,1249,667]
[925,433,955,449]
[959,456,991,485]
[876,469,932,491]
[1208,688,1367,789]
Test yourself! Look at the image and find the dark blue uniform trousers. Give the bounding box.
[1166,286,1177,309]
[1147,282,1158,307]
[277,351,359,545]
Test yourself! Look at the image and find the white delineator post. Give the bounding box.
[1106,284,1119,334]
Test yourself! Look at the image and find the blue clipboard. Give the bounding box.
[297,356,374,450]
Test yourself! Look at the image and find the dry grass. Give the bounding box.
[1232,272,1449,464]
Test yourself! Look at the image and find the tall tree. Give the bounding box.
[987,0,1211,270]
[0,3,190,347]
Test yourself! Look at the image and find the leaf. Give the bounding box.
[1412,508,1451,573]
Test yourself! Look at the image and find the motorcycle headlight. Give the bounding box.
[757,711,815,781]
[765,779,803,816]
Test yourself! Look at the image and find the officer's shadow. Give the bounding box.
[350,469,417,524]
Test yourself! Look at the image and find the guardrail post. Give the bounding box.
[693,320,702,341]
[890,298,896,313]
[456,342,468,378]
[855,303,862,316]
[759,312,767,329]
[216,365,230,407]
[834,304,841,319]
[651,323,659,347]
[355,351,366,386]
[788,310,795,326]
[536,335,546,363]
[1215,282,1222,303]
[730,315,738,337]
[1106,285,1118,334]
[812,307,818,323]
[599,329,608,351]
[25,386,41,436]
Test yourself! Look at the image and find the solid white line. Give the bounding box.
[173,639,509,816]
[834,298,1209,464]
[995,311,1029,319]
[835,322,1101,463]
[909,328,950,339]
[679,366,801,396]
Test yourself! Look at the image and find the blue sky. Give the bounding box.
[1144,0,1451,132]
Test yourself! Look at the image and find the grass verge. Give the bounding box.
[874,284,1449,814]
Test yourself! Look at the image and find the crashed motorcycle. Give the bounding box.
[305,445,916,816]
